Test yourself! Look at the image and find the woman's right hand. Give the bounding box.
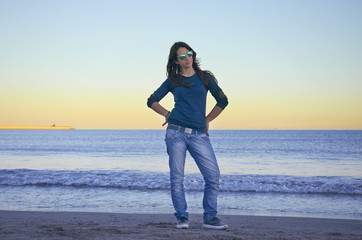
[162,111,171,126]
[150,102,170,127]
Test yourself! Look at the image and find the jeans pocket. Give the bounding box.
[165,129,178,142]
[198,133,210,143]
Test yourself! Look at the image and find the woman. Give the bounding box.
[147,42,228,230]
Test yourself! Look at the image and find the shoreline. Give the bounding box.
[0,210,361,239]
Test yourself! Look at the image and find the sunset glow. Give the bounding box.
[1,0,361,129]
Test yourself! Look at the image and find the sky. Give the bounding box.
[1,0,361,130]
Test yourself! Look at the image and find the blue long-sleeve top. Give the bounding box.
[147,73,228,133]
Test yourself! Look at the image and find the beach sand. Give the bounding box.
[0,211,361,240]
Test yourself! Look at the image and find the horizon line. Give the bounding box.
[1,126,361,131]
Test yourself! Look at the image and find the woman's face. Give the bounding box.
[176,47,193,70]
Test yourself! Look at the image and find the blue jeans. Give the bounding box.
[165,128,220,222]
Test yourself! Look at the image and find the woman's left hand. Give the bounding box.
[206,121,210,136]
[205,105,224,137]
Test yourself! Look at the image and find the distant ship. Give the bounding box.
[0,125,75,130]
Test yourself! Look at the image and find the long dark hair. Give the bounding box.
[166,41,217,88]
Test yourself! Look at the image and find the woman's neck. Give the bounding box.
[181,67,196,77]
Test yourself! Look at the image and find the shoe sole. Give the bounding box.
[203,224,228,230]
[177,224,189,229]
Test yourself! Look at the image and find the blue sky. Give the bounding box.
[1,0,361,129]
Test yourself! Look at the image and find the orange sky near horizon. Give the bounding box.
[1,1,361,130]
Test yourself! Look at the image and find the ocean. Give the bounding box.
[0,129,361,220]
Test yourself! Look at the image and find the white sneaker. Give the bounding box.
[176,217,189,229]
[203,217,228,230]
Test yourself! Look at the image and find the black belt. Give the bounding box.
[167,124,198,135]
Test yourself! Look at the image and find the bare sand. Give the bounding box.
[0,211,361,240]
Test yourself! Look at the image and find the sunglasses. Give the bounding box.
[178,50,193,60]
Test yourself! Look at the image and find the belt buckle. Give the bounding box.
[184,127,192,134]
